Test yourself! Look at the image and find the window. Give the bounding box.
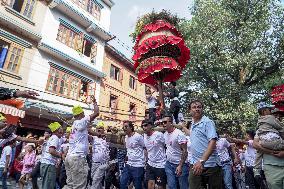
[110,64,120,81]
[57,25,82,50]
[129,103,136,114]
[72,0,101,21]
[70,79,80,99]
[0,40,10,68]
[46,67,82,100]
[0,38,23,73]
[22,0,36,18]
[129,103,136,121]
[109,95,118,114]
[2,0,36,18]
[79,82,96,102]
[56,25,97,61]
[59,74,70,96]
[83,40,92,57]
[91,2,101,21]
[90,43,97,63]
[129,75,136,90]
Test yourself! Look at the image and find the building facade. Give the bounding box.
[99,44,149,128]
[0,0,114,132]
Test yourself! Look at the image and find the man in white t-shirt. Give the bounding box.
[120,121,145,189]
[0,139,16,189]
[163,115,188,189]
[63,98,99,189]
[88,121,110,189]
[216,136,239,189]
[40,122,63,189]
[142,119,166,189]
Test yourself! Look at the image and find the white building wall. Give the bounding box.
[25,1,112,110]
[26,50,99,114]
[99,2,111,31]
[39,9,105,73]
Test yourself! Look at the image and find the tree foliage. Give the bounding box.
[178,0,284,135]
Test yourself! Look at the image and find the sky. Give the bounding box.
[108,0,193,59]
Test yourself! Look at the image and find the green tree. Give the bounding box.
[179,0,284,135]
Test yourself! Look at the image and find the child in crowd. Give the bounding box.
[254,102,284,175]
[164,81,181,124]
[13,154,23,186]
[19,144,36,189]
[146,89,157,122]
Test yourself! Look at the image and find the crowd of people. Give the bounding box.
[0,87,283,189]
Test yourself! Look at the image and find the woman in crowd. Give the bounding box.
[19,143,36,189]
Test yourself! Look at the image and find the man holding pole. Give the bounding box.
[63,98,99,189]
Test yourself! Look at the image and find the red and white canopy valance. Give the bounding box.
[0,104,25,118]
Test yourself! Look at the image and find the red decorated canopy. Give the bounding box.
[132,20,190,85]
[271,84,284,112]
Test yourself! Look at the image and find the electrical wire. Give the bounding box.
[2,47,273,98]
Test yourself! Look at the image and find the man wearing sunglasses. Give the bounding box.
[189,100,222,189]
[142,119,167,189]
[163,114,188,189]
[120,121,145,189]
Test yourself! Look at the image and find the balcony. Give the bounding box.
[48,0,113,41]
[38,41,106,78]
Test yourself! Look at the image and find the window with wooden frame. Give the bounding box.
[22,0,36,18]
[129,75,136,90]
[110,64,120,81]
[79,82,96,103]
[70,79,80,99]
[57,25,82,51]
[90,43,97,64]
[87,83,96,97]
[0,38,24,74]
[2,0,37,19]
[91,2,101,21]
[71,0,101,21]
[129,103,136,115]
[57,25,97,62]
[109,95,118,115]
[46,67,82,100]
[82,40,97,60]
[129,103,136,121]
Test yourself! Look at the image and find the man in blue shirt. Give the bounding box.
[189,99,222,189]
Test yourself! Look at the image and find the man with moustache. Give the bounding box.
[188,99,222,189]
[142,119,167,189]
